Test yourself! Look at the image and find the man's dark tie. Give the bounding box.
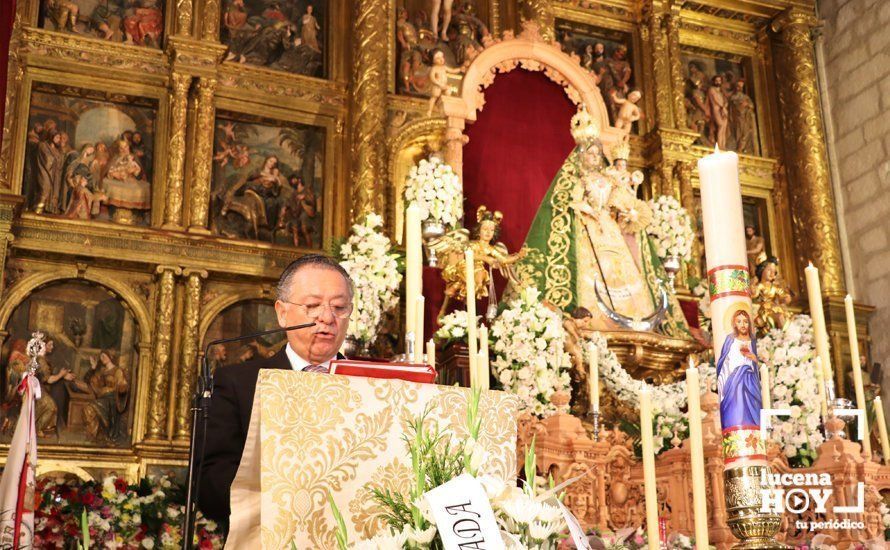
[302,364,329,373]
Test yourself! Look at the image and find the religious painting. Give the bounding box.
[395,0,489,97]
[210,111,325,249]
[203,300,284,371]
[556,20,637,130]
[0,281,139,447]
[691,191,770,277]
[38,0,165,48]
[220,0,326,78]
[21,84,157,226]
[682,51,759,155]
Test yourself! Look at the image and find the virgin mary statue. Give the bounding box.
[512,109,689,338]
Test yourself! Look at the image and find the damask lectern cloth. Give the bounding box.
[226,371,519,549]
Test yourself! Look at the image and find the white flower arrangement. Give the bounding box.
[758,314,824,467]
[587,331,716,454]
[490,287,572,416]
[434,310,478,345]
[339,213,402,345]
[646,195,695,262]
[404,156,463,228]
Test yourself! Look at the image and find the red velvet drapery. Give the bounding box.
[462,69,578,252]
[0,0,15,152]
[423,69,578,339]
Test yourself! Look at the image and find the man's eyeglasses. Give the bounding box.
[281,300,353,319]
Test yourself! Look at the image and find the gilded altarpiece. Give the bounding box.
[0,0,349,480]
[0,0,869,483]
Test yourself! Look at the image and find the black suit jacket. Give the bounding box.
[196,348,343,523]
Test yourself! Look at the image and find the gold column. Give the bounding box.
[0,195,21,293]
[675,160,698,283]
[349,0,388,219]
[0,3,26,189]
[175,0,193,36]
[188,77,217,233]
[520,0,554,41]
[201,0,221,41]
[658,161,675,199]
[162,73,192,229]
[771,9,845,295]
[666,4,687,130]
[642,1,675,129]
[146,265,182,440]
[175,268,207,441]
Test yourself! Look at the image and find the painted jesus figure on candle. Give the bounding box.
[716,307,762,428]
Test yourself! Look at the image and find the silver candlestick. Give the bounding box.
[395,331,416,363]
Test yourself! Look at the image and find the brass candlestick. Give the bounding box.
[723,465,788,549]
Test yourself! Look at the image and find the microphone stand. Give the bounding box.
[182,322,316,550]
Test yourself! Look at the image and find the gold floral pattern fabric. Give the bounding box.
[226,371,519,549]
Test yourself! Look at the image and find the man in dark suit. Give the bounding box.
[197,254,353,522]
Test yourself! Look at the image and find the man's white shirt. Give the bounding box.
[285,343,331,372]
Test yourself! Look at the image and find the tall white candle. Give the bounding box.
[639,387,659,550]
[760,364,771,410]
[587,342,599,413]
[875,397,890,465]
[405,204,423,350]
[814,357,828,422]
[478,324,489,391]
[805,263,833,396]
[686,367,709,549]
[426,339,436,369]
[476,350,488,391]
[845,294,872,458]
[465,248,478,388]
[697,148,748,354]
[414,296,425,363]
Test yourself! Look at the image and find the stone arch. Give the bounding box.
[441,22,627,176]
[0,268,152,349]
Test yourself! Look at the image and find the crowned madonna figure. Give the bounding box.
[513,109,689,337]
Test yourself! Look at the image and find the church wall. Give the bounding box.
[820,0,890,402]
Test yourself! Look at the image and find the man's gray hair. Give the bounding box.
[276,254,354,301]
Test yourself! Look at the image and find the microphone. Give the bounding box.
[197,321,317,416]
[183,321,316,550]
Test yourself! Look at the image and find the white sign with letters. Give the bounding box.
[556,499,592,550]
[424,474,505,550]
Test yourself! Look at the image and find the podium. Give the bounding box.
[225,370,519,548]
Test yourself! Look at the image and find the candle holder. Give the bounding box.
[589,409,601,442]
[395,332,416,363]
[723,465,789,550]
[827,398,855,440]
[421,220,446,267]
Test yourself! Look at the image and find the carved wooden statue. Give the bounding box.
[430,206,528,319]
[751,254,793,332]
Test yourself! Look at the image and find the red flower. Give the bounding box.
[199,539,214,550]
[114,478,129,493]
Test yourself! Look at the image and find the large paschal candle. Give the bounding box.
[698,148,765,466]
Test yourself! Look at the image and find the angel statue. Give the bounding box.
[750,253,792,333]
[510,108,690,336]
[430,206,528,320]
